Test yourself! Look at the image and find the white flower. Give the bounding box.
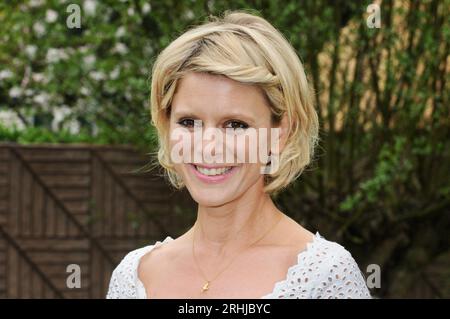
[0,110,26,130]
[45,9,58,23]
[91,122,99,135]
[33,93,50,105]
[115,26,126,38]
[46,48,69,64]
[89,71,105,81]
[33,22,46,37]
[83,54,96,67]
[0,70,13,81]
[127,7,135,16]
[184,10,195,20]
[113,42,128,55]
[80,86,90,95]
[109,67,120,80]
[83,0,97,16]
[32,72,45,83]
[9,87,23,98]
[29,0,44,8]
[51,105,72,131]
[78,45,90,54]
[142,3,151,14]
[25,45,38,59]
[67,119,80,134]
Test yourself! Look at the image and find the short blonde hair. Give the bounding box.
[150,9,319,194]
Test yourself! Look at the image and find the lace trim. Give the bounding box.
[135,232,322,299]
[260,232,323,298]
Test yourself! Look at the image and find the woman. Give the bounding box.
[107,10,371,299]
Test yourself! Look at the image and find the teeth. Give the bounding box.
[195,166,232,176]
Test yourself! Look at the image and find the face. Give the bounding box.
[168,72,285,207]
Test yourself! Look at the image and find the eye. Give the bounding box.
[177,118,201,128]
[224,120,249,130]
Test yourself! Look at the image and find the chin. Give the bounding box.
[189,187,237,207]
[175,163,244,207]
[186,175,239,207]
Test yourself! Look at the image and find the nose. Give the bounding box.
[192,123,225,164]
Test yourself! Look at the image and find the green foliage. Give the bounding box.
[339,137,414,212]
[0,0,208,148]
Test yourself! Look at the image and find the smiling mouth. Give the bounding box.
[193,165,233,176]
[188,163,238,184]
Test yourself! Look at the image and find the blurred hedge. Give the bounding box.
[0,0,449,298]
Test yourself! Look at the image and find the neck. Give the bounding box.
[193,180,281,256]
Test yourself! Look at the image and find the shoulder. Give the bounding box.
[303,235,371,299]
[270,233,372,299]
[106,236,173,299]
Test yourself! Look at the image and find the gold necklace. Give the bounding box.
[192,213,283,293]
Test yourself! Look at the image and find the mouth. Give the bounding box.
[188,164,238,183]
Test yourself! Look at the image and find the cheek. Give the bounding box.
[235,138,266,181]
[231,131,271,165]
[168,129,195,164]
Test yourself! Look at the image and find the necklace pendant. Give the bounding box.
[202,281,210,292]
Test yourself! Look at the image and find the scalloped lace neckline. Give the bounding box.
[136,231,323,299]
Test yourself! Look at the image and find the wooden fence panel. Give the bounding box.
[0,143,194,298]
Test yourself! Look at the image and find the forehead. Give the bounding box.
[171,72,270,118]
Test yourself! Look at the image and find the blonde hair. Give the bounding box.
[150,9,319,194]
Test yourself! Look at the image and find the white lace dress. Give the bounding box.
[106,232,371,299]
